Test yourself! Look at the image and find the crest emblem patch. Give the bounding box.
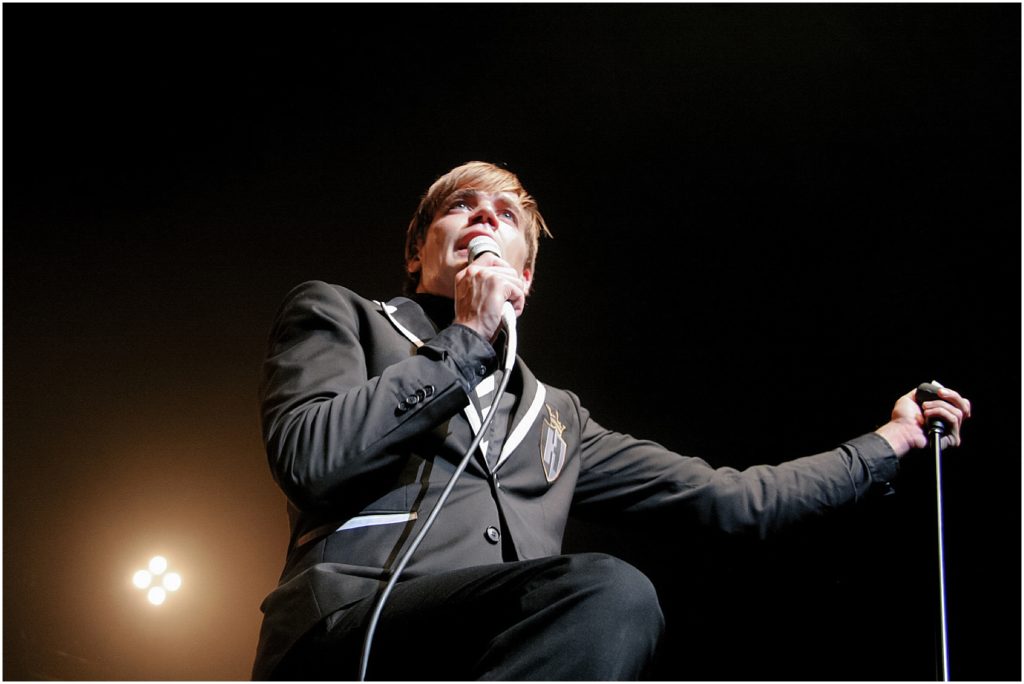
[540,404,568,482]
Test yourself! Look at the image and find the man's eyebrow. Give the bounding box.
[446,188,523,212]
[493,193,524,212]
[447,188,482,203]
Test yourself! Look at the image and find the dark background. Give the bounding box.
[3,4,1020,680]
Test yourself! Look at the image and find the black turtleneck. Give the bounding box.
[410,293,456,331]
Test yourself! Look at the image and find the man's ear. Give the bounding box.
[522,268,533,296]
[406,243,422,275]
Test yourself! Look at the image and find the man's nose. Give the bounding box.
[468,202,499,230]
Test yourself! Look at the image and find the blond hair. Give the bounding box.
[404,161,552,294]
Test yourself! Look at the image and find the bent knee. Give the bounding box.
[565,553,664,624]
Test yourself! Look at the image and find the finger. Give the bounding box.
[477,266,528,294]
[462,264,522,283]
[922,404,964,444]
[471,269,526,313]
[469,253,512,269]
[925,401,962,428]
[461,264,527,304]
[937,387,971,418]
[457,265,520,294]
[500,279,527,315]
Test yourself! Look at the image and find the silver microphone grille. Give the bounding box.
[467,235,502,261]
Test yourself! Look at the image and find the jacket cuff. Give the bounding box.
[417,324,497,393]
[846,432,900,497]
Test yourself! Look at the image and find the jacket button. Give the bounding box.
[415,388,427,401]
[424,384,435,397]
[397,401,409,412]
[484,526,501,544]
[477,364,487,377]
[406,394,420,405]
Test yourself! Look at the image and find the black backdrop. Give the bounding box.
[4,4,1020,680]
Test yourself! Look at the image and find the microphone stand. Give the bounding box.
[930,420,950,682]
[917,382,950,682]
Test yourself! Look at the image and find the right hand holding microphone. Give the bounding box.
[454,237,527,342]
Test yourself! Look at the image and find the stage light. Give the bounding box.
[132,570,153,589]
[132,555,182,605]
[162,572,182,592]
[147,587,167,605]
[148,555,168,575]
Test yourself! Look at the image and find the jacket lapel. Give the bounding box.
[492,360,546,473]
[376,296,439,347]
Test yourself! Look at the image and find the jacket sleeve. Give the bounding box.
[569,394,899,539]
[259,281,496,512]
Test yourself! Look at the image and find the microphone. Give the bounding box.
[467,235,517,338]
[915,381,949,436]
[468,234,502,261]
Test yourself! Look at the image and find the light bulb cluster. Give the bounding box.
[132,555,182,605]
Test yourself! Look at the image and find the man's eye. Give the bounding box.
[500,210,518,222]
[450,200,469,211]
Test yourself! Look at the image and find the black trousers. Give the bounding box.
[272,553,665,680]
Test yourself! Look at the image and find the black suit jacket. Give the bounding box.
[251,280,899,679]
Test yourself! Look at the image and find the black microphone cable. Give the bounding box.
[358,237,517,681]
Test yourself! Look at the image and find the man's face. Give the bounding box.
[409,187,533,298]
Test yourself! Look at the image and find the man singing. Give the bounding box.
[252,161,971,680]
